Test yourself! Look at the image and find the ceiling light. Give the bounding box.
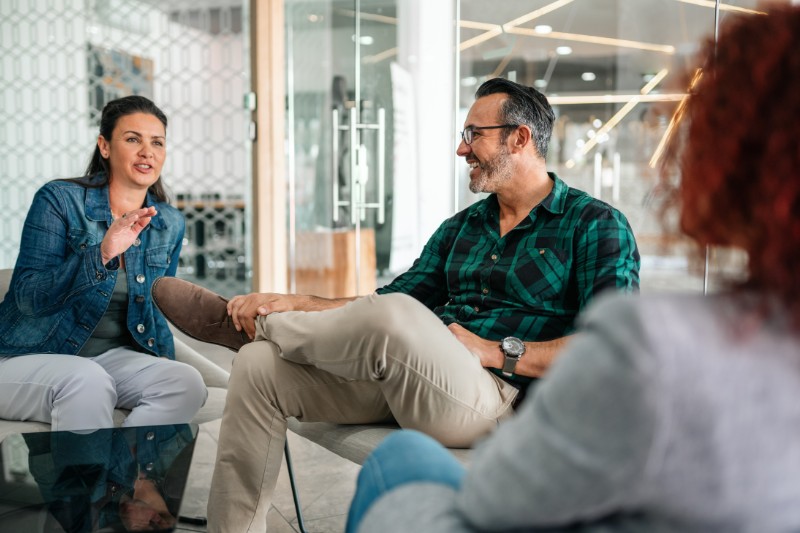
[461,76,478,87]
[592,118,602,128]
[581,72,596,82]
[502,0,576,30]
[534,25,553,34]
[534,79,547,88]
[555,46,572,55]
[352,35,374,45]
[508,27,675,54]
[674,0,766,15]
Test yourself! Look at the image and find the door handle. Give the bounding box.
[331,106,386,225]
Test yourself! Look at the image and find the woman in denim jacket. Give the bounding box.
[0,95,206,431]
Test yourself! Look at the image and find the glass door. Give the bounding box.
[286,0,392,297]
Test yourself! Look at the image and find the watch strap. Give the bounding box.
[501,354,518,377]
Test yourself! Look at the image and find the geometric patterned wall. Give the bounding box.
[0,0,252,296]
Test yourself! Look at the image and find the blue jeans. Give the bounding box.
[346,430,466,533]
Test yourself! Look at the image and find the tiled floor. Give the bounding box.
[173,333,360,533]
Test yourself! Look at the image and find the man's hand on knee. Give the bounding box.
[228,292,318,339]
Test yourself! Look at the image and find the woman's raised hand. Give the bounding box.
[100,206,157,265]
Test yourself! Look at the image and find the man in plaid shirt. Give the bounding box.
[153,78,639,533]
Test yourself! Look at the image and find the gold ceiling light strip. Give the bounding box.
[460,27,504,51]
[649,68,704,168]
[336,9,399,25]
[507,27,675,54]
[491,39,523,78]
[459,20,502,31]
[674,0,767,16]
[578,98,640,156]
[548,93,685,105]
[571,70,669,158]
[501,0,576,30]
[640,68,669,94]
[363,47,398,64]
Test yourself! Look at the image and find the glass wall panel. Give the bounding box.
[285,0,456,296]
[0,0,252,295]
[456,0,775,293]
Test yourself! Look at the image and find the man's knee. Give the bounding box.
[362,293,435,341]
[229,341,283,397]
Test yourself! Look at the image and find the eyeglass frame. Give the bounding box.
[460,124,519,145]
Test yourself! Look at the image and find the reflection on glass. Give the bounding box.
[0,425,197,532]
[457,0,769,292]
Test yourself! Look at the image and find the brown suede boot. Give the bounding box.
[151,277,249,352]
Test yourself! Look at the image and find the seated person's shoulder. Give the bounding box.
[566,188,632,225]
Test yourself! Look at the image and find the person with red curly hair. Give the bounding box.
[345,6,800,533]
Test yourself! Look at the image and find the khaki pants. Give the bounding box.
[208,293,518,533]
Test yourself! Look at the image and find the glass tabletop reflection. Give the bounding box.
[0,424,198,533]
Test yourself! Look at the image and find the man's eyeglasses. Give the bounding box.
[460,124,518,145]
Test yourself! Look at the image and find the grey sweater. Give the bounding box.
[360,293,800,532]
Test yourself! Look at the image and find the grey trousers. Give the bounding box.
[208,293,518,533]
[0,346,207,431]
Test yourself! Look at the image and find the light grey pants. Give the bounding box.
[208,293,519,533]
[0,346,207,431]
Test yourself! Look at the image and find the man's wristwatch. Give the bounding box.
[500,336,526,377]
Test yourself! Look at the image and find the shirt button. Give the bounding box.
[136,274,145,284]
[474,306,479,312]
[137,324,145,333]
[491,254,498,261]
[482,288,488,294]
[133,238,141,247]
[147,338,155,347]
[146,432,155,441]
[135,295,145,303]
[80,243,87,249]
[539,249,546,255]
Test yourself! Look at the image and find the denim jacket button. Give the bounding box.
[134,238,141,246]
[137,324,145,333]
[146,431,155,441]
[145,462,154,471]
[95,271,104,280]
[135,295,145,303]
[80,243,87,249]
[147,338,155,347]
[136,274,145,284]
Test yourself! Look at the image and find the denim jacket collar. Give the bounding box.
[84,175,167,230]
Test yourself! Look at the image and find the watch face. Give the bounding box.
[501,337,525,357]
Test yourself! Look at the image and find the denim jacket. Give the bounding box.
[0,174,185,358]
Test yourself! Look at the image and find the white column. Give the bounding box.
[397,0,457,248]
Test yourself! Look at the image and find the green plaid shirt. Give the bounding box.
[378,173,639,384]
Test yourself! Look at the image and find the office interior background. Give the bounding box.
[1,0,781,300]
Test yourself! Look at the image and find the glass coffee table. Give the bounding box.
[0,424,198,532]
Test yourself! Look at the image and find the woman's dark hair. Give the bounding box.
[661,6,800,328]
[71,95,170,202]
[474,78,556,159]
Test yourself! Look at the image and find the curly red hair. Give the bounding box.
[665,5,800,327]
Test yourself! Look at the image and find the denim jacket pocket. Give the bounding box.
[67,228,100,255]
[145,244,173,282]
[0,304,64,349]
